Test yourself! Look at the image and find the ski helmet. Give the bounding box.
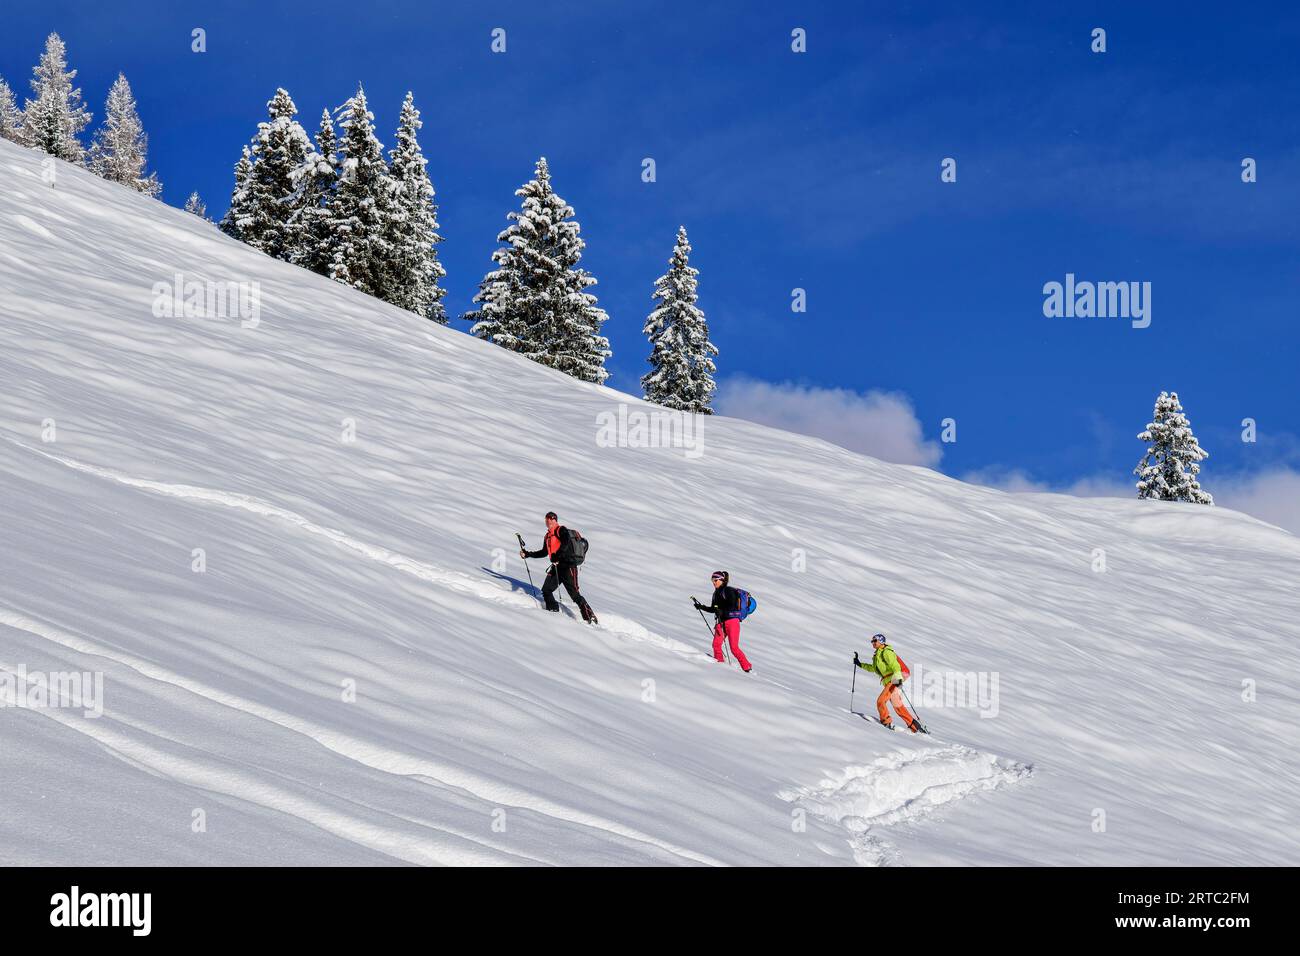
[711,570,729,585]
[870,633,886,645]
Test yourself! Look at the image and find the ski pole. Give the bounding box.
[900,683,926,732]
[850,657,858,715]
[515,533,537,604]
[691,596,730,664]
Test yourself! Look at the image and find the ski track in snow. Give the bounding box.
[6,437,535,605]
[0,607,723,866]
[4,436,712,656]
[0,648,540,866]
[779,747,1034,866]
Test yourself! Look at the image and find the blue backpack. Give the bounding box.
[734,588,757,621]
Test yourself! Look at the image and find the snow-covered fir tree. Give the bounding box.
[466,157,610,383]
[219,147,255,240]
[1134,390,1213,504]
[21,33,92,163]
[235,88,312,259]
[0,77,23,143]
[642,225,717,413]
[88,74,160,197]
[325,87,394,297]
[383,92,446,322]
[285,109,339,275]
[183,191,209,220]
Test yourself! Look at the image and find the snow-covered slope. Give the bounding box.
[2,139,1298,866]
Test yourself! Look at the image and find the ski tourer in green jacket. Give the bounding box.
[856,642,903,687]
[854,634,923,733]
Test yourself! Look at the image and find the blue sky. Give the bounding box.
[5,2,1298,526]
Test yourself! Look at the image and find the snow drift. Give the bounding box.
[1,138,1298,866]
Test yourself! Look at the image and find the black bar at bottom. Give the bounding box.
[0,866,1281,942]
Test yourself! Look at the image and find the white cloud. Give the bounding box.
[966,466,1300,535]
[962,467,1050,495]
[1213,469,1300,535]
[715,377,942,467]
[962,467,1131,499]
[716,380,1299,536]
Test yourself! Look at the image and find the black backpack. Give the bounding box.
[560,528,589,565]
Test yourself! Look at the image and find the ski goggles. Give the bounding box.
[710,571,727,581]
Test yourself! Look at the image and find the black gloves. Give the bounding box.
[853,652,861,666]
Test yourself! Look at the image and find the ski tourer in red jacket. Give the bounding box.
[521,511,597,624]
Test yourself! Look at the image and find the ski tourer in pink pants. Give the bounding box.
[694,571,752,673]
[712,618,751,671]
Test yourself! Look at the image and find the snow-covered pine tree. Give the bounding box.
[383,92,447,323]
[0,77,23,143]
[642,226,717,413]
[324,87,395,297]
[466,157,610,382]
[285,109,339,276]
[183,191,209,220]
[1134,390,1213,504]
[88,73,161,197]
[21,33,92,163]
[237,88,312,259]
[219,147,255,241]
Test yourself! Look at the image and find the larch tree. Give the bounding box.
[22,33,92,164]
[183,191,209,220]
[0,77,23,143]
[88,73,161,196]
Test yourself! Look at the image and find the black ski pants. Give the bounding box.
[543,562,592,616]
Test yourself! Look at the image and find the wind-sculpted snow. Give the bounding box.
[1,139,1299,865]
[779,747,1034,866]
